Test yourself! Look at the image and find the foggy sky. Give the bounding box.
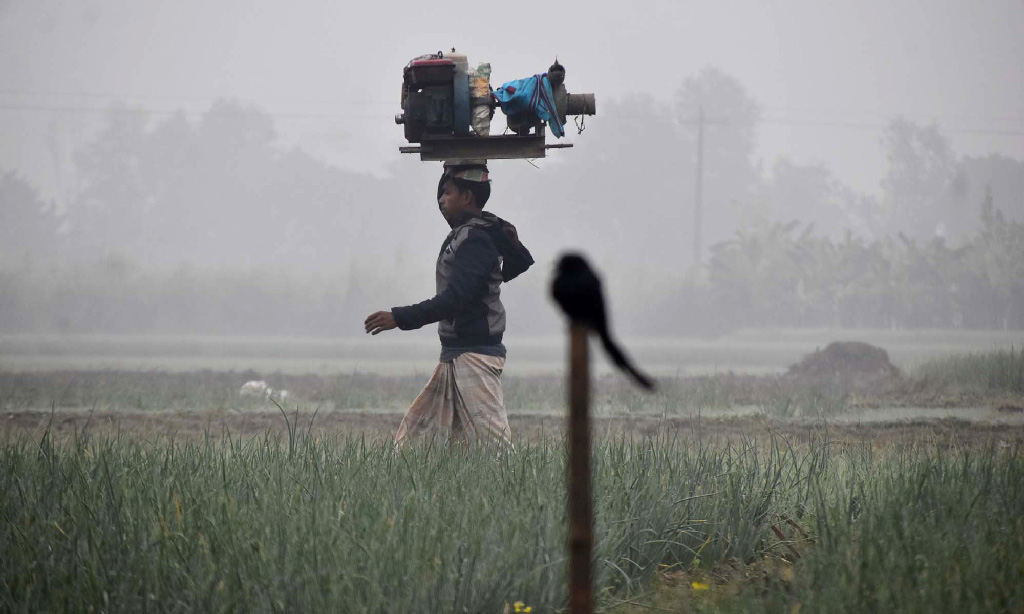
[1,0,1023,343]
[1,0,1022,204]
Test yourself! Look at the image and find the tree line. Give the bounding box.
[693,191,1023,332]
[1,68,1022,335]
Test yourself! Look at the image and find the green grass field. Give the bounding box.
[2,342,1023,612]
[2,430,1021,613]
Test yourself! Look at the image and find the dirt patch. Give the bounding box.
[785,341,902,398]
[5,409,1023,448]
[610,555,804,613]
[788,341,900,379]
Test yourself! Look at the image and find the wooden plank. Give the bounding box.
[399,135,557,161]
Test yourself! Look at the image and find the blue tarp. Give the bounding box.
[492,74,565,138]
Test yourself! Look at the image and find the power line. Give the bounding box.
[0,88,391,106]
[609,114,1024,136]
[760,104,1024,124]
[0,102,387,120]
[3,89,1022,126]
[1,99,1022,136]
[759,117,1024,136]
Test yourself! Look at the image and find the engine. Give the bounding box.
[395,50,596,160]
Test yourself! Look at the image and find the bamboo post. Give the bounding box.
[567,322,592,614]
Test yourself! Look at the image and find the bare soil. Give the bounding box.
[788,341,900,378]
[5,408,1023,448]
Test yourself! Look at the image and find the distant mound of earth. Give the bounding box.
[787,341,901,380]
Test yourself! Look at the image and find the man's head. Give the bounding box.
[437,165,491,227]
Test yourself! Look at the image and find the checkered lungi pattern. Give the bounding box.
[395,352,513,447]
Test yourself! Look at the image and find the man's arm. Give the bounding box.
[389,230,499,331]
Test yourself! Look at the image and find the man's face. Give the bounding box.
[438,180,475,228]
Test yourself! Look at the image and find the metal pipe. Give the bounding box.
[566,93,596,116]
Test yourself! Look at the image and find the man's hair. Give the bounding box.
[449,176,491,208]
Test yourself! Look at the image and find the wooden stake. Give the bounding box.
[567,322,592,614]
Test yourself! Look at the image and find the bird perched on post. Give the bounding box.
[551,253,656,390]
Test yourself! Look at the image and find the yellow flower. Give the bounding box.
[691,581,710,591]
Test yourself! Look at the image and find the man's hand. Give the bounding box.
[364,311,398,335]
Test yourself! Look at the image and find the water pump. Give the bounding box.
[396,50,596,161]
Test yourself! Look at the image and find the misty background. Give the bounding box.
[2,0,1022,340]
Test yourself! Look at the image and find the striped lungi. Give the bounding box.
[395,353,513,447]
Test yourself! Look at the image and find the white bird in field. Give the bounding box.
[239,380,290,401]
[239,380,269,397]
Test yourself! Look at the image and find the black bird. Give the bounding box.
[551,253,656,390]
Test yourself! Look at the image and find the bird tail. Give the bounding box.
[599,332,656,390]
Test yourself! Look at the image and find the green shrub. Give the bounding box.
[914,347,1024,394]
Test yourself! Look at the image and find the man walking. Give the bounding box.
[364,164,530,447]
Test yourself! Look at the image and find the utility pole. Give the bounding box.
[693,105,704,266]
[679,107,726,267]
